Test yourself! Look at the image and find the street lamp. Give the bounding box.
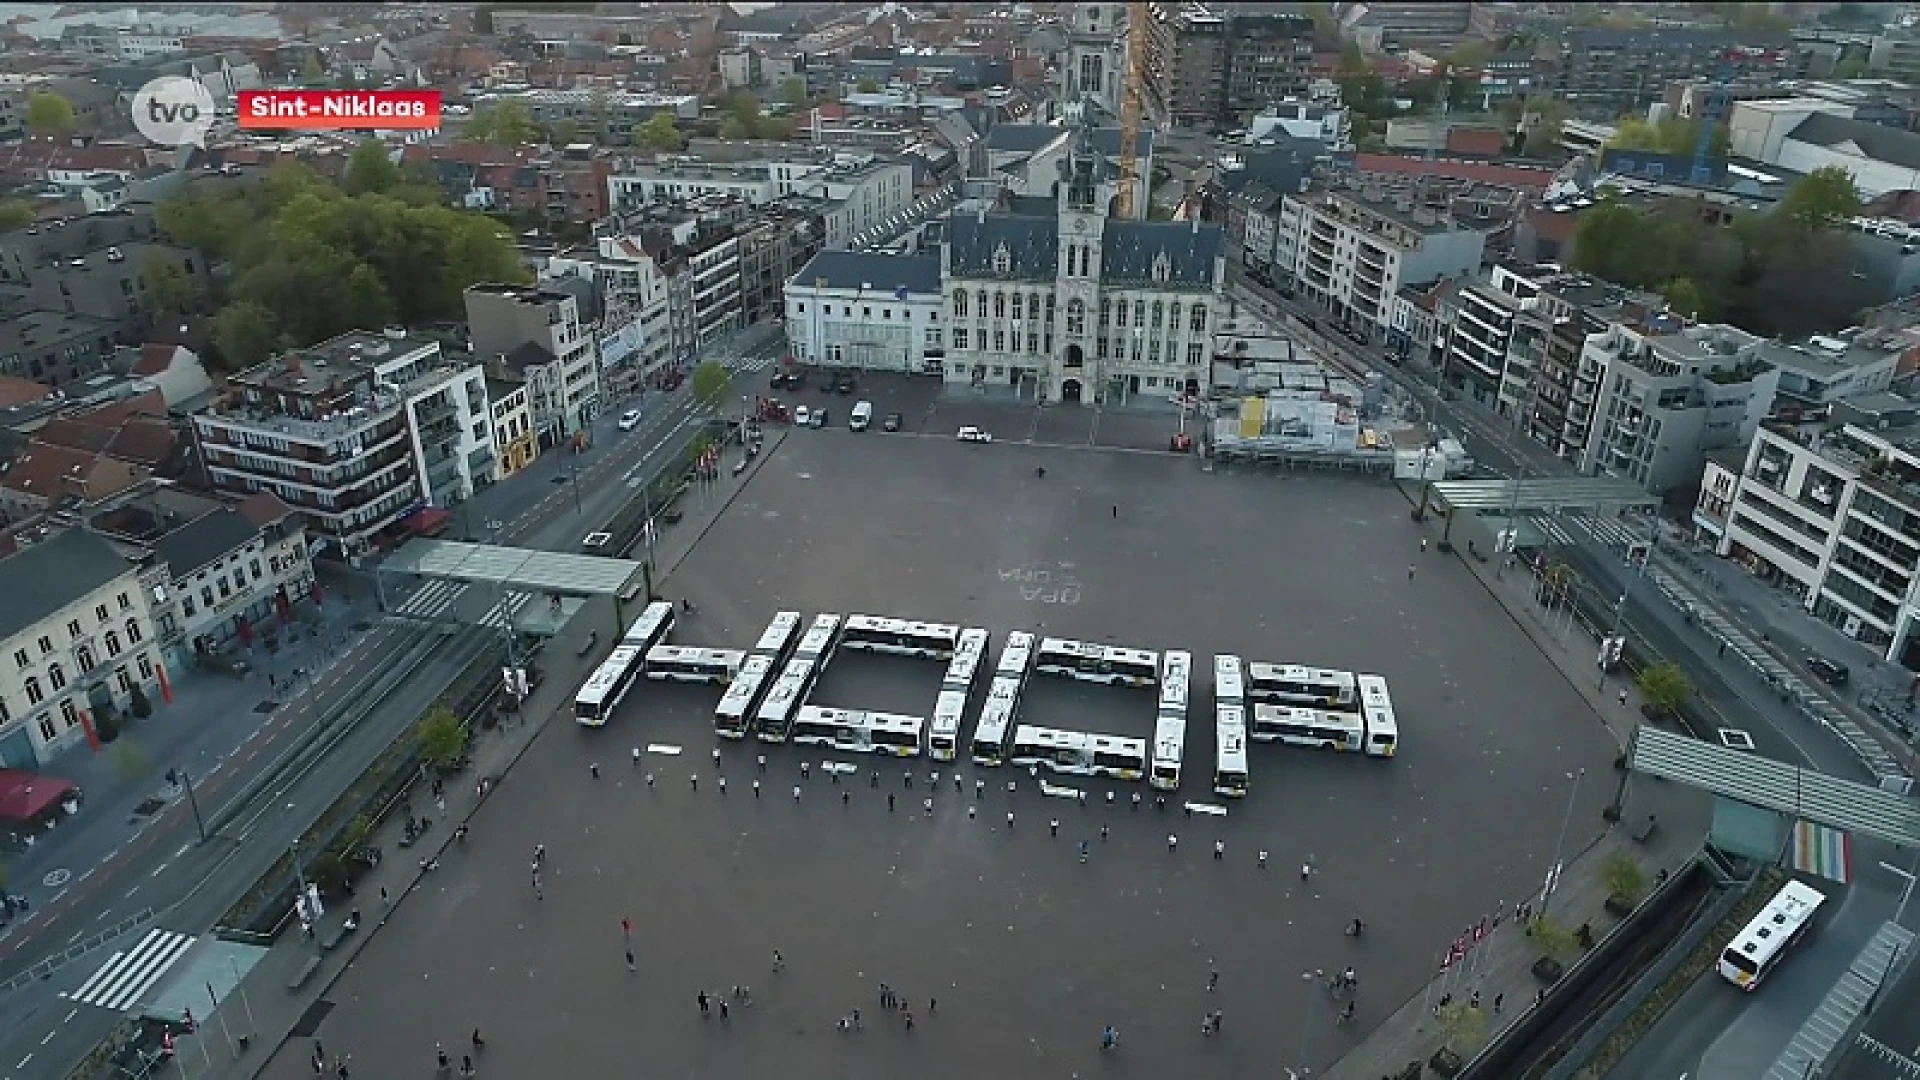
[1539,768,1586,921]
[170,767,207,843]
[1597,534,1655,691]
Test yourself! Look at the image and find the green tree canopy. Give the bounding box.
[779,77,810,105]
[856,76,881,94]
[1780,165,1861,231]
[343,138,401,195]
[0,202,34,233]
[1608,114,1728,157]
[1636,662,1696,716]
[138,259,200,314]
[25,92,75,134]
[633,111,683,150]
[158,161,525,370]
[464,99,540,146]
[416,706,466,769]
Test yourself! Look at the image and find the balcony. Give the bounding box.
[205,442,412,493]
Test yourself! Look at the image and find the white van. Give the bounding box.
[850,401,873,431]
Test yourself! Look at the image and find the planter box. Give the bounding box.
[1532,956,1564,983]
[1429,1047,1464,1077]
[1604,893,1637,917]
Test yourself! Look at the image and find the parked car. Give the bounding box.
[618,409,642,431]
[1806,655,1850,687]
[810,407,829,428]
[793,405,812,426]
[882,412,902,432]
[957,426,993,443]
[834,373,856,394]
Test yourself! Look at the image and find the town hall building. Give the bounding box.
[940,132,1226,404]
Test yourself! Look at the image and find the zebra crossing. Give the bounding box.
[1765,921,1915,1080]
[65,928,195,1013]
[391,579,530,629]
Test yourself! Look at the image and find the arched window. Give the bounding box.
[1045,294,1056,322]
[1099,298,1111,326]
[993,292,1006,318]
[126,618,143,644]
[1011,294,1023,322]
[975,289,987,317]
[49,662,66,692]
[105,630,122,658]
[1066,298,1086,336]
[76,645,95,674]
[1170,302,1182,330]
[1151,301,1164,329]
[1190,304,1208,332]
[1133,300,1145,327]
[952,289,968,317]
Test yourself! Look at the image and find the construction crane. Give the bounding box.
[1690,53,1737,186]
[1116,0,1151,220]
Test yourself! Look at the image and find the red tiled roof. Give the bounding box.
[1444,127,1507,158]
[132,343,178,377]
[236,491,294,528]
[33,418,115,455]
[0,375,51,408]
[105,418,177,467]
[72,390,166,429]
[0,443,99,498]
[47,144,150,175]
[1350,153,1553,191]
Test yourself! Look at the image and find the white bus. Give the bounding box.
[942,628,991,694]
[1356,673,1399,758]
[793,614,842,663]
[1213,705,1249,797]
[839,615,962,659]
[791,705,925,757]
[574,645,647,727]
[754,658,819,743]
[970,677,1024,766]
[752,610,804,660]
[715,655,777,738]
[1718,880,1827,992]
[1009,724,1148,781]
[1249,703,1366,752]
[645,645,745,685]
[996,630,1037,680]
[1150,651,1193,791]
[929,688,970,761]
[1034,637,1159,688]
[1246,662,1358,711]
[621,601,677,652]
[1214,653,1245,708]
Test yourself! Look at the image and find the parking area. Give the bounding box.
[273,432,1620,1080]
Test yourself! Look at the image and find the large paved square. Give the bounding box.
[270,432,1618,1079]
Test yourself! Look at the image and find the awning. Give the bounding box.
[0,770,78,823]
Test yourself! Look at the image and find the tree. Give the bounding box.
[0,202,34,233]
[1636,662,1695,718]
[1601,851,1647,904]
[633,111,682,150]
[343,138,401,196]
[718,115,751,140]
[1339,43,1367,75]
[1780,165,1862,231]
[464,99,540,146]
[1835,53,1870,79]
[1608,115,1724,157]
[780,77,810,105]
[692,360,731,406]
[129,683,153,719]
[856,76,881,94]
[1435,1000,1489,1056]
[213,301,283,370]
[416,705,467,769]
[139,259,199,314]
[1659,276,1708,321]
[26,92,75,134]
[587,90,612,143]
[301,54,326,84]
[547,119,582,146]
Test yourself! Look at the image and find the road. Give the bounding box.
[0,323,788,1078]
[1220,268,1920,1078]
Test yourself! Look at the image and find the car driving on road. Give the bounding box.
[957,426,993,443]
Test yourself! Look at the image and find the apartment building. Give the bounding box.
[785,251,943,374]
[1221,12,1316,123]
[191,330,494,556]
[0,528,167,766]
[607,152,913,252]
[1555,28,1797,119]
[487,379,537,479]
[1147,4,1314,129]
[480,89,700,141]
[1274,188,1486,338]
[465,284,601,450]
[1581,322,1779,495]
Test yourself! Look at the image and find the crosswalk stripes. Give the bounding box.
[390,579,529,630]
[65,928,195,1013]
[729,353,775,373]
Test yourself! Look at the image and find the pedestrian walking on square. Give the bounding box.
[1007,811,1016,829]
[968,804,976,818]
[904,771,913,789]
[753,779,761,798]
[646,773,655,788]
[698,990,711,1016]
[1208,970,1219,992]
[590,762,599,779]
[1132,792,1142,810]
[955,774,963,792]
[1112,505,1119,518]
[1168,834,1178,851]
[1408,564,1416,580]
[904,1010,915,1031]
[1214,839,1225,860]
[631,747,641,767]
[792,785,802,802]
[534,844,545,868]
[625,949,636,971]
[976,778,985,798]
[801,761,810,779]
[871,772,880,788]
[461,1056,474,1078]
[1420,536,1428,552]
[773,950,784,971]
[852,1008,861,1029]
[1106,790,1115,805]
[929,998,936,1013]
[1259,850,1268,868]
[437,1046,450,1070]
[923,797,933,814]
[336,1060,350,1080]
[380,885,389,905]
[622,917,631,939]
[713,748,722,767]
[1301,861,1313,880]
[1101,823,1110,841]
[1493,993,1504,1014]
[758,754,767,772]
[1617,688,1629,706]
[720,999,730,1021]
[889,793,896,812]
[718,776,728,795]
[1050,818,1059,836]
[1470,990,1481,1010]
[843,790,850,805]
[690,774,699,791]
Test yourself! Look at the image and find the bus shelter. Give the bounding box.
[1422,477,1659,549]
[377,540,649,638]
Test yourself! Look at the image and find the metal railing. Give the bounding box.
[0,907,156,994]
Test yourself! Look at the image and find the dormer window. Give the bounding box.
[992,243,1012,275]
[1152,252,1172,284]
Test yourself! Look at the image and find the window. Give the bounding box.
[250,559,263,581]
[12,649,26,670]
[217,577,231,600]
[200,586,213,607]
[1133,300,1145,327]
[1187,343,1205,366]
[1149,339,1162,363]
[49,663,65,692]
[127,618,143,644]
[67,619,82,640]
[993,292,1005,319]
[862,307,871,318]
[1151,302,1164,329]
[138,653,154,679]
[953,328,969,350]
[952,289,968,317]
[975,290,986,316]
[76,646,95,674]
[1026,332,1039,353]
[1171,302,1182,329]
[37,635,51,656]
[37,716,54,743]
[1190,304,1208,332]
[1115,302,1128,328]
[116,667,133,693]
[60,699,78,729]
[1100,298,1111,326]
[1066,298,1085,336]
[1146,377,1159,388]
[117,592,131,612]
[24,676,43,706]
[94,603,109,623]
[993,330,1006,352]
[1011,295,1023,321]
[183,596,197,618]
[992,244,1011,274]
[105,630,122,658]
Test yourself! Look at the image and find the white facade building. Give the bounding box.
[1275,188,1487,336]
[784,251,942,373]
[607,153,913,250]
[940,137,1226,404]
[465,284,603,448]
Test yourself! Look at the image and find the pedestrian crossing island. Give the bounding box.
[65,928,196,1014]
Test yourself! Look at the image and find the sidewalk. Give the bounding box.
[1324,503,1708,1080]
[175,419,785,1080]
